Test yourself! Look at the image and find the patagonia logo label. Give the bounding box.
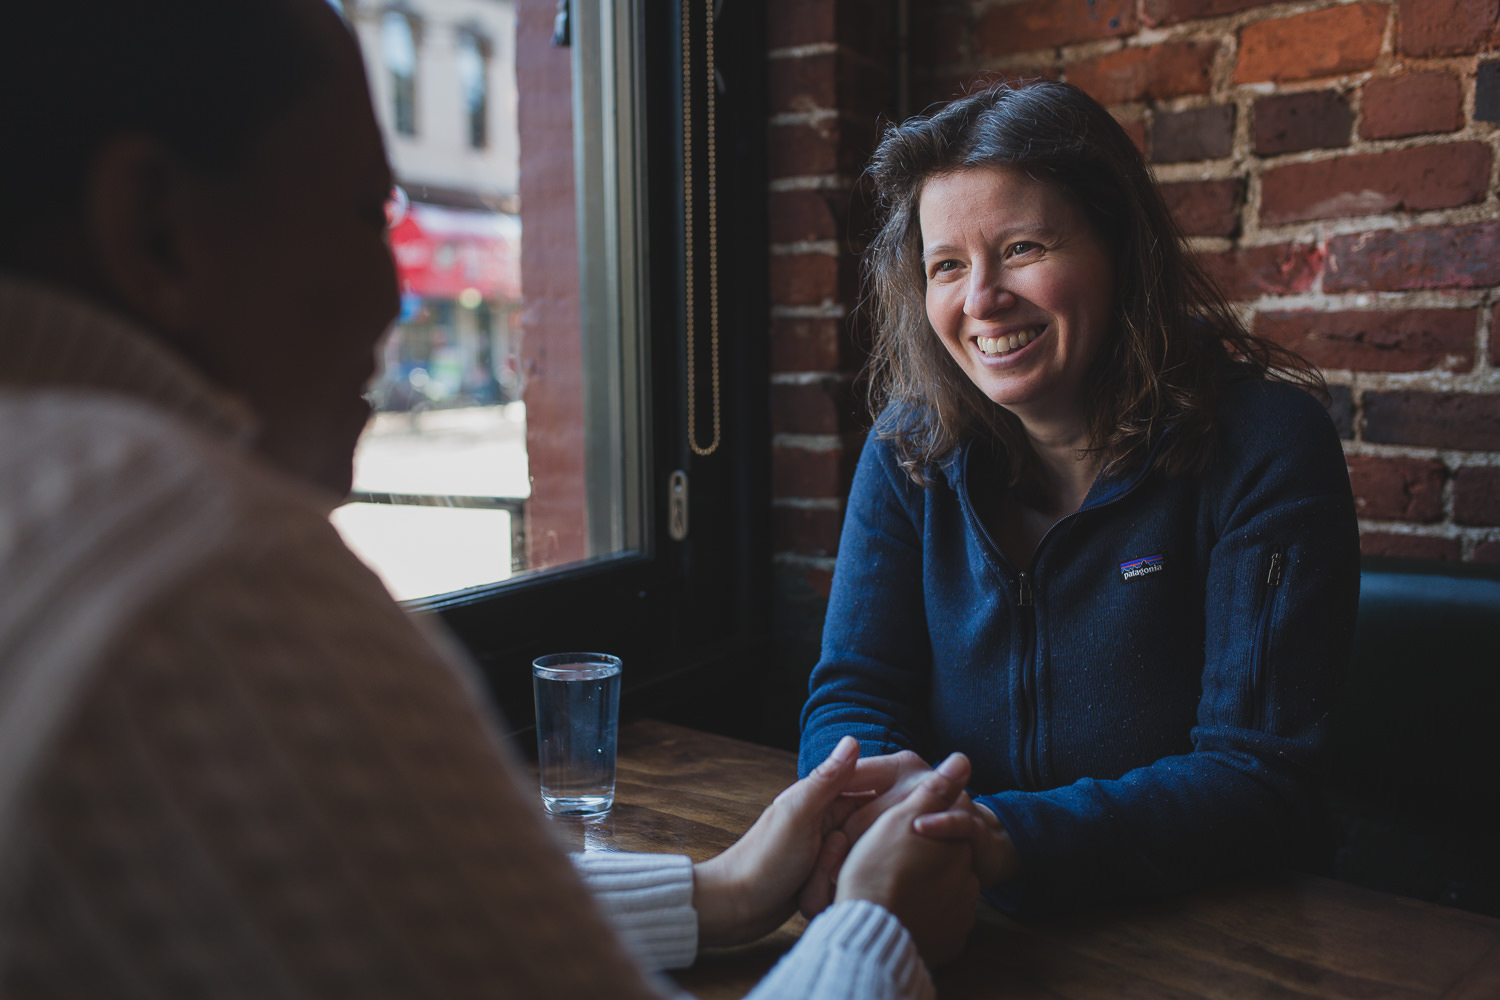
[1120,554,1165,581]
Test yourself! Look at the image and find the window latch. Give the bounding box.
[668,470,689,541]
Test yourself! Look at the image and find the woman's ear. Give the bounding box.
[83,135,197,335]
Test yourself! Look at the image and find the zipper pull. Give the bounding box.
[1017,571,1033,607]
[1267,551,1284,587]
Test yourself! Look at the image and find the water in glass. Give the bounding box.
[532,655,621,817]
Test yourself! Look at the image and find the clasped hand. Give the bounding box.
[693,739,1008,968]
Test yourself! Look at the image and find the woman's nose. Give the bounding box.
[964,271,1016,319]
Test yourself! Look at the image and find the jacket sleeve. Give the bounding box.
[977,383,1361,912]
[799,432,935,777]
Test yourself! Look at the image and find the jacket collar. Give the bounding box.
[951,418,1173,512]
[0,273,258,449]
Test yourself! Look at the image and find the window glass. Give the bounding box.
[332,0,643,603]
[457,31,488,150]
[381,11,417,136]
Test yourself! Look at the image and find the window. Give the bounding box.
[382,10,417,136]
[335,0,769,730]
[456,30,488,150]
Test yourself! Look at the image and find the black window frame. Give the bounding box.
[417,0,769,739]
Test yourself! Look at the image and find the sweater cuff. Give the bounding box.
[570,852,699,971]
[753,900,934,1000]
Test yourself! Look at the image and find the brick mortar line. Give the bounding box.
[1339,367,1500,391]
[1478,295,1494,367]
[1358,520,1500,542]
[769,109,842,127]
[772,433,850,450]
[771,552,839,571]
[768,175,857,192]
[770,371,855,385]
[768,42,890,74]
[772,497,843,510]
[769,240,841,256]
[1362,521,1500,536]
[768,42,839,60]
[1184,235,1236,253]
[1341,442,1500,467]
[768,108,888,130]
[1321,370,1494,389]
[1356,519,1500,547]
[1146,127,1500,185]
[770,304,849,319]
[1150,162,1245,184]
[1244,289,1495,311]
[1202,201,1500,247]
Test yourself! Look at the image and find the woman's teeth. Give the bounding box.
[976,328,1041,357]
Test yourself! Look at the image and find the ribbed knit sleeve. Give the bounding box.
[746,901,934,1000]
[571,853,698,971]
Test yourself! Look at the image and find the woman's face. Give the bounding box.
[919,165,1114,437]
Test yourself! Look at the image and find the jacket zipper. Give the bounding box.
[961,445,1157,796]
[1250,549,1284,731]
[1016,571,1042,790]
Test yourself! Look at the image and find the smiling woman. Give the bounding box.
[800,80,1363,916]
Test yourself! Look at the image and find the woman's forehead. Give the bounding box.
[917,167,1084,237]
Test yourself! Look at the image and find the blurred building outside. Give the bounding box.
[328,0,529,600]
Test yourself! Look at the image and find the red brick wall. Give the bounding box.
[766,0,895,604]
[768,0,1500,566]
[761,0,895,739]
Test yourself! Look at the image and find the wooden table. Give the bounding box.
[542,719,1500,999]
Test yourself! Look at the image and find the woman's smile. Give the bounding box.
[974,325,1043,359]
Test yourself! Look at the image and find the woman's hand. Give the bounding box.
[692,736,866,948]
[835,753,981,968]
[840,751,1022,889]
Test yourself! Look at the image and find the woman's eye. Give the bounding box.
[933,260,960,274]
[1008,241,1040,257]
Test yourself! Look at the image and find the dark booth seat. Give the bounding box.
[1323,556,1500,916]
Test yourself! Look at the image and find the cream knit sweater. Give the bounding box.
[0,276,933,1000]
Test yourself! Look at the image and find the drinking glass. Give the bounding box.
[531,652,621,817]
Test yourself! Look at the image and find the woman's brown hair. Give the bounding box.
[862,79,1321,488]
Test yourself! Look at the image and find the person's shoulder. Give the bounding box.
[1204,376,1350,501]
[0,389,236,509]
[0,388,334,552]
[864,402,963,488]
[1213,375,1339,451]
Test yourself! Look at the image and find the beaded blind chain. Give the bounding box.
[681,0,721,457]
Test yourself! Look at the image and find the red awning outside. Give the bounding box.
[389,201,521,302]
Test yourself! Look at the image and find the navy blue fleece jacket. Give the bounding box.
[799,378,1360,913]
